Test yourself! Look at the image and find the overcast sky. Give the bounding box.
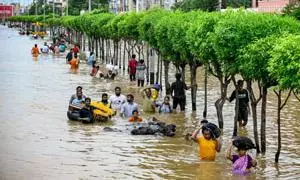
[1,0,33,6]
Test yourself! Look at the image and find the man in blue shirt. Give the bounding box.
[120,94,138,118]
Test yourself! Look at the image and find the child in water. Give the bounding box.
[226,139,257,175]
[158,96,172,113]
[128,110,143,122]
[191,123,221,161]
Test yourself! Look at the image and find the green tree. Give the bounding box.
[268,34,300,163]
[211,11,300,151]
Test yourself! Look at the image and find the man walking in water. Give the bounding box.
[171,73,189,111]
[229,80,250,127]
[109,87,127,111]
[128,54,137,81]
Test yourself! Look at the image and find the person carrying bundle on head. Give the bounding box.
[226,136,257,175]
[191,122,222,161]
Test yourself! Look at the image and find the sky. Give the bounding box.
[1,0,33,6]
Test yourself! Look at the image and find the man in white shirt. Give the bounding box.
[109,87,126,111]
[41,42,49,53]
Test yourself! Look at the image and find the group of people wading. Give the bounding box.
[31,38,255,176]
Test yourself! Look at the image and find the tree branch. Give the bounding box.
[280,89,292,110]
[257,82,262,103]
[293,90,300,102]
[208,65,218,78]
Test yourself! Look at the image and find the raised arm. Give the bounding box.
[191,127,202,143]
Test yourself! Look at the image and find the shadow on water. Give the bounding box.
[0,25,299,179]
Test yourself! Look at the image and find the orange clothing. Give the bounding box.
[69,58,79,69]
[31,47,39,57]
[197,136,217,160]
[128,116,143,122]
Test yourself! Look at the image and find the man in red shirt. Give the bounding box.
[73,45,79,55]
[128,54,138,81]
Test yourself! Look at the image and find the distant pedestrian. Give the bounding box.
[229,80,250,127]
[136,59,147,87]
[128,54,137,81]
[171,73,189,111]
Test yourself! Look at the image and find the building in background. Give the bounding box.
[47,0,67,15]
[0,5,14,20]
[109,0,179,13]
[257,0,295,13]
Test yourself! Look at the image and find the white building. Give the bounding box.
[109,0,179,13]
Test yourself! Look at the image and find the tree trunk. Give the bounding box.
[88,37,91,51]
[123,40,126,70]
[95,38,99,58]
[203,66,208,118]
[149,49,155,85]
[119,41,122,68]
[190,63,198,111]
[232,77,239,137]
[101,38,104,63]
[180,64,186,82]
[215,77,229,129]
[83,34,86,51]
[160,54,163,91]
[261,86,268,154]
[275,90,281,163]
[274,89,292,163]
[164,61,170,95]
[246,80,261,153]
[156,52,160,84]
[146,45,150,84]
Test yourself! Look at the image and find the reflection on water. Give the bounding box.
[0,25,299,180]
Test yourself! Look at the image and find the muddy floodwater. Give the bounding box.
[0,25,299,180]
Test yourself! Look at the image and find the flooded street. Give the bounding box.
[0,25,299,179]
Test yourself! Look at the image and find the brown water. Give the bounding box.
[0,25,299,180]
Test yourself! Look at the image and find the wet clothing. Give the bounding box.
[87,54,95,65]
[98,101,111,109]
[128,58,137,81]
[136,63,146,80]
[59,44,67,52]
[159,103,172,113]
[71,97,85,106]
[69,94,86,105]
[232,155,253,170]
[138,80,145,87]
[41,46,49,53]
[130,74,136,81]
[109,94,126,110]
[142,97,155,113]
[229,89,249,125]
[66,52,73,62]
[128,116,143,122]
[229,89,249,110]
[197,136,218,160]
[171,80,188,111]
[79,107,93,120]
[120,102,138,118]
[90,67,98,76]
[73,47,79,54]
[105,73,116,80]
[69,58,79,69]
[31,47,39,57]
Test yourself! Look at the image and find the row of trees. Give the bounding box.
[9,9,300,162]
[28,0,109,16]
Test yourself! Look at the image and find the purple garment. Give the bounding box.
[232,155,253,169]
